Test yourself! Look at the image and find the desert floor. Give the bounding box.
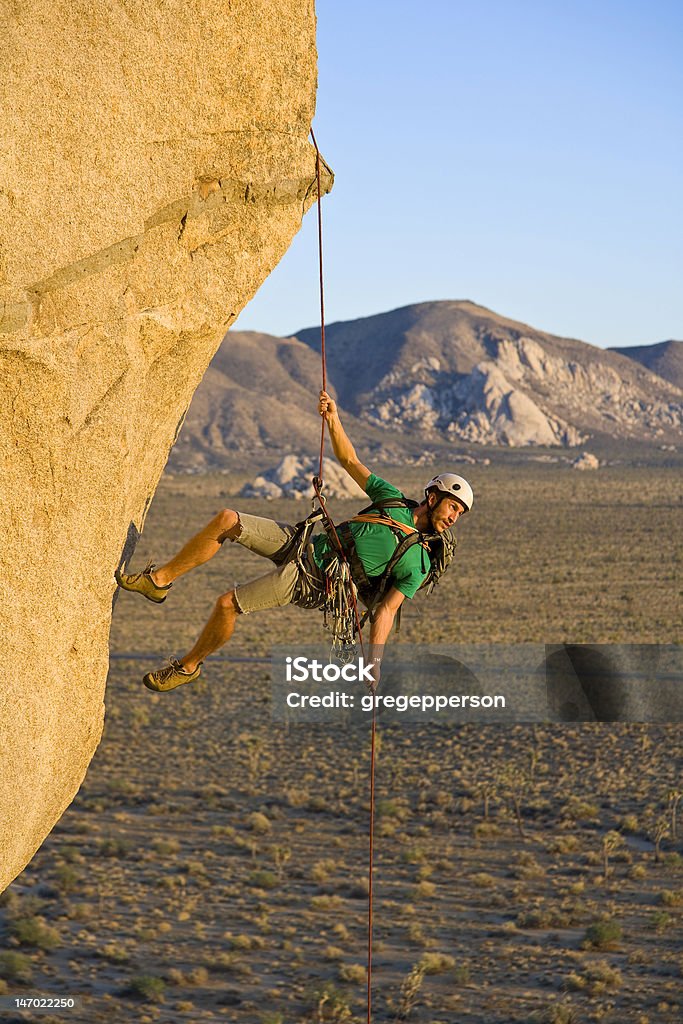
[1,466,681,1023]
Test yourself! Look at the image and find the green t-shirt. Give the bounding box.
[312,474,430,599]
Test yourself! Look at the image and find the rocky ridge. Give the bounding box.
[296,303,682,447]
[168,304,682,472]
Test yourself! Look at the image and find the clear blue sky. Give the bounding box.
[235,0,682,348]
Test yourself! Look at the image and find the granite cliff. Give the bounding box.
[0,0,329,891]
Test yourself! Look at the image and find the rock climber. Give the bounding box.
[115,390,473,691]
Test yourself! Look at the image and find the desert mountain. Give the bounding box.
[295,302,682,447]
[610,340,683,390]
[169,302,682,470]
[171,331,363,468]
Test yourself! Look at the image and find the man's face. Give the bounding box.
[429,494,465,532]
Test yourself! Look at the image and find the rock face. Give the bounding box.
[241,455,366,501]
[0,0,328,892]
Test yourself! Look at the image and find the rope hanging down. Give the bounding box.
[310,128,378,1024]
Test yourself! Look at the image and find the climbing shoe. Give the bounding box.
[115,562,172,604]
[143,659,202,692]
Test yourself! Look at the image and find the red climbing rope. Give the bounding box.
[310,128,378,1024]
[310,128,327,481]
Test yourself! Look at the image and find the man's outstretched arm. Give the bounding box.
[318,389,372,491]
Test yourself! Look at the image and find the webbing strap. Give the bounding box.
[350,513,430,546]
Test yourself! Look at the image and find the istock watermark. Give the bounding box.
[285,655,376,685]
[271,644,682,725]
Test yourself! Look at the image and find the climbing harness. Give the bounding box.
[331,496,458,634]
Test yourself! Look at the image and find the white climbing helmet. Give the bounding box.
[424,473,474,513]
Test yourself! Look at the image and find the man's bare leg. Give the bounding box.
[178,590,241,673]
[151,509,241,587]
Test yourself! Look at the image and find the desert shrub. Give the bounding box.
[181,860,207,877]
[224,933,265,951]
[306,795,330,813]
[517,908,554,929]
[419,952,456,975]
[407,922,431,947]
[98,942,130,963]
[657,889,682,906]
[413,880,436,900]
[186,966,209,986]
[473,821,502,839]
[649,910,674,933]
[376,799,410,821]
[583,918,623,949]
[96,838,131,858]
[470,872,496,888]
[211,824,237,839]
[151,837,181,855]
[564,960,623,994]
[246,811,271,834]
[401,846,427,865]
[332,923,350,943]
[124,975,166,1001]
[0,951,33,983]
[343,876,369,899]
[9,916,61,950]
[63,902,96,923]
[57,844,83,864]
[546,836,580,855]
[531,1001,579,1024]
[284,788,309,808]
[514,852,544,878]
[0,891,20,912]
[562,797,599,822]
[338,963,366,984]
[310,894,342,911]
[311,859,336,883]
[618,813,639,832]
[324,946,345,962]
[53,864,81,894]
[106,777,139,795]
[248,869,278,890]
[156,874,185,890]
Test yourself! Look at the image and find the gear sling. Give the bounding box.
[277,492,457,637]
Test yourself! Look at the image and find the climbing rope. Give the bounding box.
[310,127,328,482]
[310,128,378,1024]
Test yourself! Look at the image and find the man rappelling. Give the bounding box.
[115,389,473,692]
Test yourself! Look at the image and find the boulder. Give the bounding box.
[571,452,600,471]
[0,0,330,891]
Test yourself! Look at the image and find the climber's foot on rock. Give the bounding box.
[115,562,172,604]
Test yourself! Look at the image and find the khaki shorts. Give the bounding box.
[231,512,326,615]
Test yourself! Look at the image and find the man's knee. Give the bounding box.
[216,509,242,544]
[216,589,241,614]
